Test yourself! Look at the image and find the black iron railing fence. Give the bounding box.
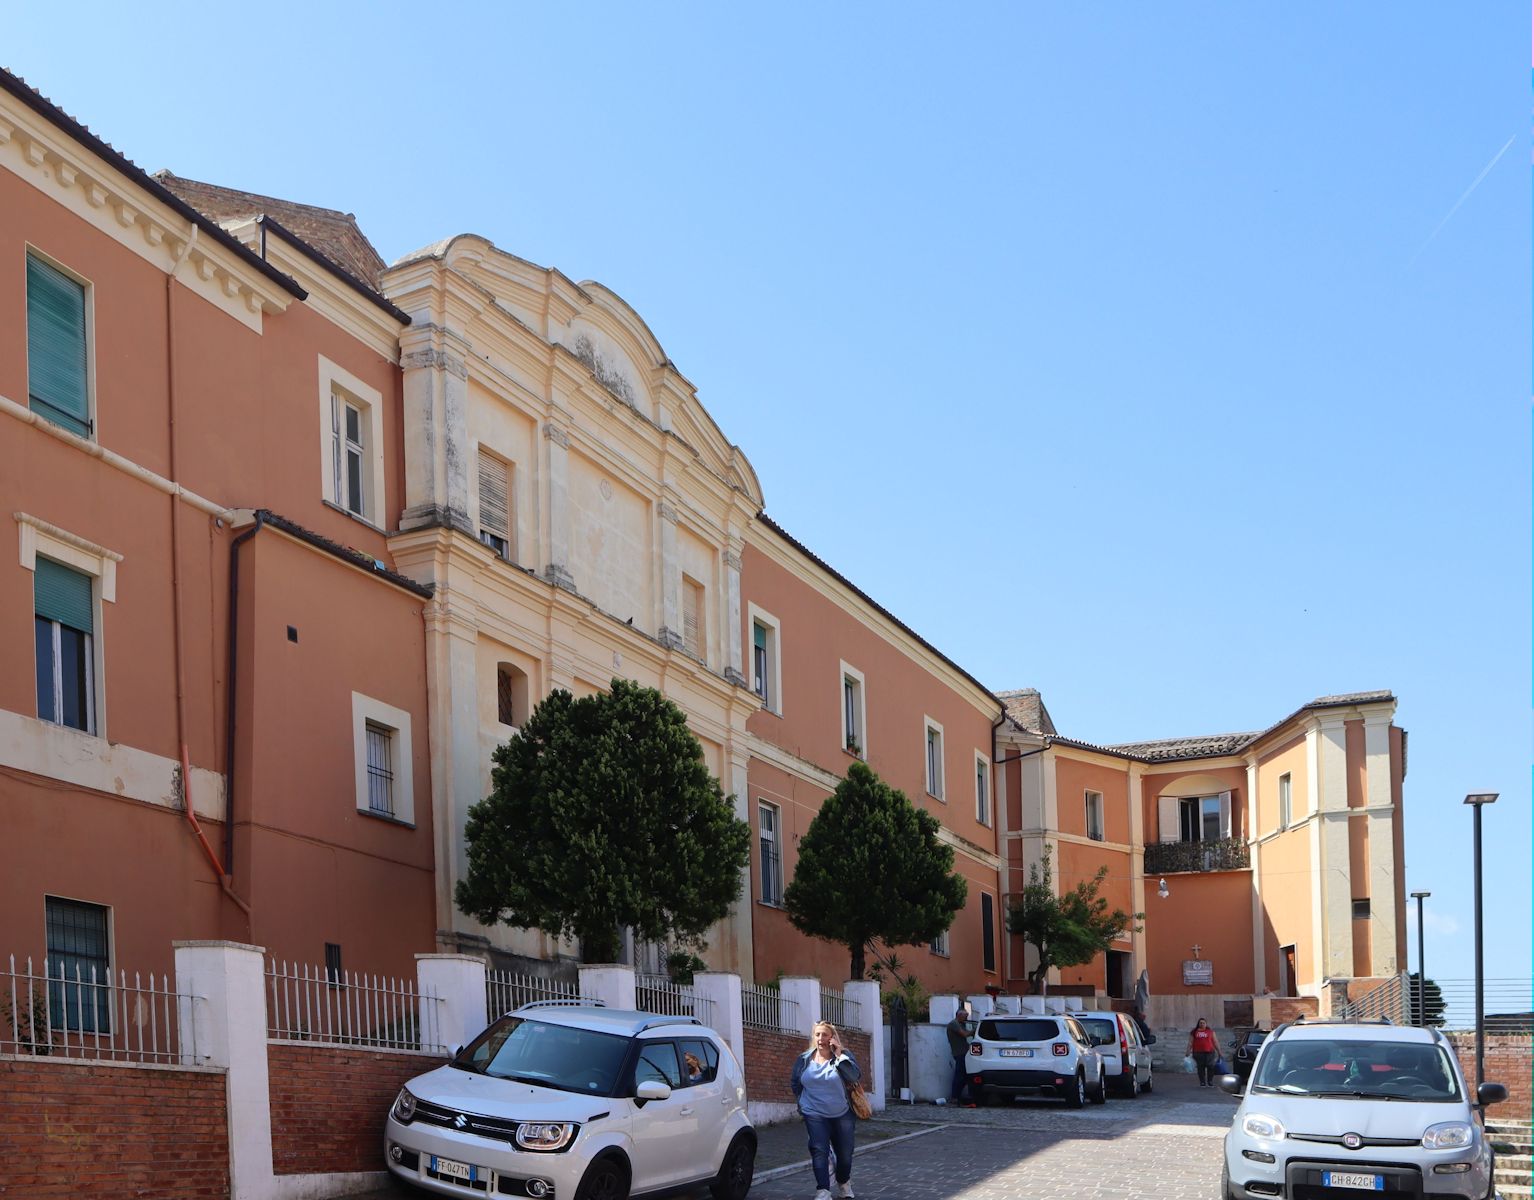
[1144,836,1250,875]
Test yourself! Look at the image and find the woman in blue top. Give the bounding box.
[790,1020,861,1200]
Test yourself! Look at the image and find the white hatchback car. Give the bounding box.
[965,1013,1107,1107]
[385,1003,755,1200]
[1076,1011,1153,1097]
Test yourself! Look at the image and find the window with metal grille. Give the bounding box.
[478,449,511,557]
[758,801,782,906]
[325,942,343,988]
[365,721,395,816]
[34,557,95,734]
[498,667,516,726]
[27,252,91,436]
[45,896,111,1032]
[681,576,703,659]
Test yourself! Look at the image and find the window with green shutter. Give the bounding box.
[34,557,95,734]
[27,253,91,437]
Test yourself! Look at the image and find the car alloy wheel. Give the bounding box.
[710,1135,755,1200]
[576,1157,629,1200]
[1067,1070,1086,1108]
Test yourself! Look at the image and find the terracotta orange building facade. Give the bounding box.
[0,71,435,982]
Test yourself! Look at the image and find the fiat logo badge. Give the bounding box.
[1342,1133,1361,1150]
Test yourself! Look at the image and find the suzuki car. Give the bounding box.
[386,1003,755,1200]
[1077,1011,1153,1097]
[966,1013,1107,1107]
[1220,1018,1507,1200]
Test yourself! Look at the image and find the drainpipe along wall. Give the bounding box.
[166,227,250,920]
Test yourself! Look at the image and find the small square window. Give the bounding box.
[1352,898,1371,920]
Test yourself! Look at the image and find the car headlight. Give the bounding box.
[1422,1122,1473,1150]
[1241,1113,1286,1140]
[516,1122,577,1151]
[393,1088,416,1123]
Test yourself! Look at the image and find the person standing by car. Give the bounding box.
[946,1002,975,1106]
[1187,1017,1219,1086]
[790,1021,861,1200]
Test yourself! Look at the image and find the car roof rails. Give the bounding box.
[516,998,606,1010]
[1291,1015,1393,1026]
[637,1015,703,1031]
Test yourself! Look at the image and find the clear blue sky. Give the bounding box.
[9,4,1528,995]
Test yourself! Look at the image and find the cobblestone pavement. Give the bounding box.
[346,1072,1236,1200]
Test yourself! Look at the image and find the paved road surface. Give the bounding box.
[349,1071,1235,1200]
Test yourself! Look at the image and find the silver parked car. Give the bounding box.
[965,1013,1107,1107]
[386,1003,755,1200]
[1077,1011,1153,1097]
[1220,1018,1507,1200]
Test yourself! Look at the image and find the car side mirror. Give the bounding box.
[636,1079,672,1102]
[1477,1082,1507,1107]
[1216,1074,1243,1095]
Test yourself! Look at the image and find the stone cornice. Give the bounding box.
[0,98,296,333]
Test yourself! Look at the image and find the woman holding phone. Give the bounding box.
[789,1021,861,1200]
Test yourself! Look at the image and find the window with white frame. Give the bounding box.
[318,357,384,525]
[18,518,118,739]
[478,448,512,557]
[749,606,781,713]
[351,693,414,825]
[1278,773,1292,830]
[34,558,95,735]
[929,927,949,956]
[975,754,991,826]
[27,250,93,438]
[1179,794,1229,842]
[45,895,111,1032]
[924,718,945,800]
[681,575,705,660]
[758,800,783,906]
[1085,790,1105,841]
[841,662,865,755]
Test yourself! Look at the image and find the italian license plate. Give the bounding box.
[1321,1171,1382,1191]
[999,1048,1033,1057]
[431,1155,478,1182]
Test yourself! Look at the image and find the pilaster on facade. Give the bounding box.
[1311,716,1354,980]
[399,322,475,534]
[1245,758,1267,993]
[1128,763,1147,972]
[1362,710,1398,974]
[722,546,744,686]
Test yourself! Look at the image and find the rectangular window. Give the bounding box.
[325,942,343,988]
[331,390,368,516]
[758,801,782,906]
[365,721,395,816]
[843,674,864,754]
[34,558,95,734]
[929,928,949,956]
[478,449,511,557]
[1085,790,1105,841]
[981,893,996,972]
[925,720,945,800]
[1278,773,1292,830]
[1352,898,1371,920]
[975,757,991,826]
[1179,795,1224,843]
[681,575,704,659]
[45,896,111,1033]
[27,252,91,436]
[752,621,770,705]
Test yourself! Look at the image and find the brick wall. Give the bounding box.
[0,1058,228,1198]
[268,1043,445,1175]
[742,1028,872,1105]
[1269,996,1320,1024]
[1444,1033,1533,1120]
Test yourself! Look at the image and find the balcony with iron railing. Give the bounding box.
[1143,836,1250,875]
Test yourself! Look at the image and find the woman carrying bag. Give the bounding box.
[790,1021,864,1200]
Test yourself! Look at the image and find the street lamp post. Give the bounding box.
[1463,793,1498,1089]
[1409,890,1430,1026]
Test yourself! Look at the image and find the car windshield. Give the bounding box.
[978,1018,1061,1042]
[1077,1017,1119,1047]
[1249,1038,1460,1101]
[452,1016,631,1095]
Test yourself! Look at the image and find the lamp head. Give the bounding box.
[1463,793,1499,806]
[1410,890,1431,900]
[1157,877,1169,900]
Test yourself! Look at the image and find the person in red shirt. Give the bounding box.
[1187,1018,1219,1087]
